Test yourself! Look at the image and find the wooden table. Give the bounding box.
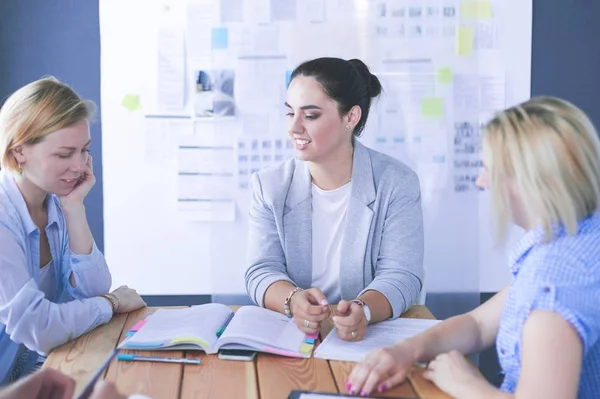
[45,305,451,399]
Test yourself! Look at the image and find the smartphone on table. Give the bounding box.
[218,349,257,361]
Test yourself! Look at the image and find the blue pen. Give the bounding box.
[216,312,235,338]
[118,354,201,365]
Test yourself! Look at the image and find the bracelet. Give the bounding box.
[284,287,302,318]
[101,294,119,314]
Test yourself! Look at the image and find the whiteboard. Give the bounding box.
[100,0,532,295]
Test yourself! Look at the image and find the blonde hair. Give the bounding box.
[484,96,600,242]
[0,77,95,173]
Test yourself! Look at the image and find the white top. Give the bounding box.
[311,181,351,303]
[38,260,55,302]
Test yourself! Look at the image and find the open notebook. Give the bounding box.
[119,304,314,358]
[314,318,441,362]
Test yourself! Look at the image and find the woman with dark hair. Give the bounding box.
[245,57,424,341]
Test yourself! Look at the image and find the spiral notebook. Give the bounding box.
[119,304,315,358]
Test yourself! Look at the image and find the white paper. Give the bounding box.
[178,173,235,199]
[235,57,286,116]
[377,71,436,123]
[220,0,243,23]
[475,22,501,51]
[234,26,281,56]
[297,0,325,23]
[453,119,483,193]
[454,73,505,112]
[157,27,185,111]
[271,0,297,22]
[244,0,270,24]
[178,147,235,174]
[479,74,505,110]
[121,305,230,346]
[145,119,170,163]
[186,0,217,61]
[315,318,441,362]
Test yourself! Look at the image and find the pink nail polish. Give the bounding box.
[378,383,387,392]
[361,391,368,396]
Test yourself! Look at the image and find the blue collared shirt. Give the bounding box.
[497,213,600,398]
[0,169,113,384]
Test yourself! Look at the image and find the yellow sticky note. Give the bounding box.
[121,94,141,111]
[461,1,492,19]
[171,337,209,348]
[456,26,474,57]
[300,343,314,354]
[421,98,444,118]
[437,67,453,84]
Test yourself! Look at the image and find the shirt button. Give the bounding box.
[543,286,550,293]
[500,348,505,355]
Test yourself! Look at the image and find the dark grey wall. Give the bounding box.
[0,0,104,251]
[530,0,600,128]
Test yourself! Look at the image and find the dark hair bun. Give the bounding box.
[348,59,382,98]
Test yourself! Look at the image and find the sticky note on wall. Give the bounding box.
[421,98,444,118]
[456,26,474,56]
[437,67,453,84]
[211,27,228,50]
[461,1,492,19]
[121,94,140,111]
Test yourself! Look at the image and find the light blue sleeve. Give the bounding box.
[56,203,112,299]
[0,222,112,356]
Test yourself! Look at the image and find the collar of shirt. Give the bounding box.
[0,169,61,235]
[508,226,545,277]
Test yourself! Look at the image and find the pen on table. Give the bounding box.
[216,312,235,337]
[117,354,201,365]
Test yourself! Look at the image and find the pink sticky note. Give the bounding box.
[130,320,146,332]
[306,332,319,340]
[264,348,304,358]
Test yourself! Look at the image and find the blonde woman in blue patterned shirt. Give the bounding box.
[347,97,600,398]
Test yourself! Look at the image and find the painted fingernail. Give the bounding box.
[348,388,355,395]
[361,391,368,396]
[378,384,387,392]
[346,383,351,392]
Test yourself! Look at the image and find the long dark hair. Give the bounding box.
[289,57,382,137]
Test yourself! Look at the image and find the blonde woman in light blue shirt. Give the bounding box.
[0,77,146,385]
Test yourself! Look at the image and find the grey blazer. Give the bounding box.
[245,141,424,318]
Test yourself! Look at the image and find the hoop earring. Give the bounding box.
[17,165,23,176]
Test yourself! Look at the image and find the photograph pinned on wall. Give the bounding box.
[194,69,236,117]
